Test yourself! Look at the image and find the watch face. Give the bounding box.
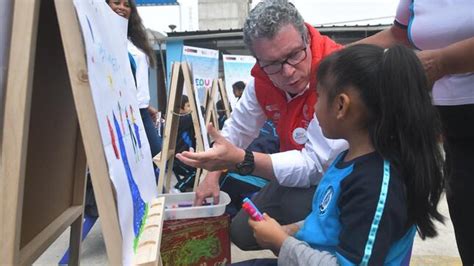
[238,163,254,175]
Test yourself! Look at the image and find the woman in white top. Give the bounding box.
[107,0,162,160]
[357,0,474,263]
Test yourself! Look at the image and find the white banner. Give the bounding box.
[182,46,218,150]
[223,54,256,108]
[182,45,219,106]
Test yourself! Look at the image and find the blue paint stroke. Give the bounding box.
[131,107,142,149]
[134,119,142,148]
[112,113,146,237]
[86,16,94,42]
[126,110,139,156]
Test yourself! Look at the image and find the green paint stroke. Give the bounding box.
[165,235,220,265]
[133,202,149,252]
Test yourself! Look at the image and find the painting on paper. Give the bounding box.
[73,1,158,264]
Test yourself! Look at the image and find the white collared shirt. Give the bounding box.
[127,40,150,108]
[221,78,348,187]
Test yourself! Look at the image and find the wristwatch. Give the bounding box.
[235,149,255,175]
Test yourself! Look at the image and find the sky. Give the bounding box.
[138,0,400,35]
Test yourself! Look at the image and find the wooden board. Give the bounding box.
[133,197,166,266]
[0,1,86,265]
[58,1,166,264]
[217,79,232,118]
[155,63,184,193]
[155,62,208,193]
[1,1,165,265]
[180,63,208,190]
[205,80,219,130]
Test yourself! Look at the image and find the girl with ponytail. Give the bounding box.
[249,44,445,265]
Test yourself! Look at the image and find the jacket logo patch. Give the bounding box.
[292,127,308,145]
[319,186,334,215]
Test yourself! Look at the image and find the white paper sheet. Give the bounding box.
[73,1,158,265]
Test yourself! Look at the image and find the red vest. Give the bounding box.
[253,24,342,152]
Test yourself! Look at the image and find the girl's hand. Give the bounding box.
[248,213,289,254]
[147,106,159,122]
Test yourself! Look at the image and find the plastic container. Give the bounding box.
[162,191,231,220]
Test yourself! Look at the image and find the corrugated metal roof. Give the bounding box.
[163,24,390,40]
[135,0,178,6]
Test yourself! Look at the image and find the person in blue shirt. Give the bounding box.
[249,44,445,265]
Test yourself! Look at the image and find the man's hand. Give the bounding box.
[194,171,221,206]
[248,213,289,254]
[417,49,446,89]
[176,123,245,171]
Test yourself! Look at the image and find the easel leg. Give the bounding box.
[67,215,83,266]
[59,216,98,265]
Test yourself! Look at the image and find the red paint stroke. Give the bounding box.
[107,115,120,159]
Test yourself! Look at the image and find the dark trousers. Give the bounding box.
[140,108,162,158]
[438,104,474,265]
[230,179,316,250]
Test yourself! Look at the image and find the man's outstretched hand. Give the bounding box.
[176,123,245,171]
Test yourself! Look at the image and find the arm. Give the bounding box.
[278,237,339,266]
[418,37,474,85]
[269,116,348,187]
[353,0,411,48]
[248,214,339,266]
[178,79,273,176]
[188,79,267,204]
[147,105,158,122]
[437,37,474,75]
[178,112,348,186]
[352,24,410,48]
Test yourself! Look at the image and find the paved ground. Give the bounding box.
[34,194,461,265]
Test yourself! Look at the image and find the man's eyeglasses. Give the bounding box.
[259,46,307,75]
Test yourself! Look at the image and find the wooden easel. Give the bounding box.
[217,79,232,118]
[0,1,87,265]
[154,62,207,193]
[133,197,165,266]
[204,80,219,130]
[0,1,164,265]
[154,63,184,193]
[57,1,165,265]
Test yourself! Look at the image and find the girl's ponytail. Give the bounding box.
[375,45,444,239]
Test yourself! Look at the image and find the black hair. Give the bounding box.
[317,44,445,239]
[232,81,246,92]
[106,0,156,67]
[180,95,189,109]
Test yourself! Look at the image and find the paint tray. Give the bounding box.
[163,191,231,220]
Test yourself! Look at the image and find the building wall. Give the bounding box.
[198,0,250,30]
